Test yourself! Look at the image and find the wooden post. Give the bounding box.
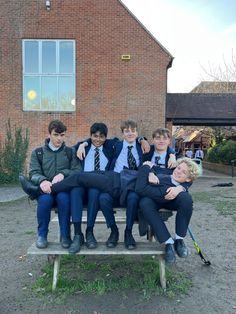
[52,255,61,291]
[159,255,166,290]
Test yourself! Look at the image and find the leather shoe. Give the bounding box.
[68,234,84,254]
[86,230,97,249]
[165,243,176,264]
[174,239,188,258]
[36,236,48,249]
[61,237,72,249]
[106,229,119,248]
[19,174,40,200]
[124,230,136,250]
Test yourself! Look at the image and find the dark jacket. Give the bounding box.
[109,139,143,171]
[29,139,81,185]
[73,138,118,170]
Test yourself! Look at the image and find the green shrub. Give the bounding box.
[0,119,29,184]
[207,140,236,165]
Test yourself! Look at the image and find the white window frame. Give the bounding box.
[22,39,76,112]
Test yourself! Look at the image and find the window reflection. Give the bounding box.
[24,76,40,110]
[42,76,57,110]
[59,41,73,73]
[23,40,75,111]
[24,41,39,73]
[42,41,56,73]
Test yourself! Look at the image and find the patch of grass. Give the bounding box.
[24,230,36,235]
[34,255,191,302]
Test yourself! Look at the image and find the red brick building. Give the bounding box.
[0,0,172,151]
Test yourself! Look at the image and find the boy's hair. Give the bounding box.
[90,123,108,137]
[152,128,170,139]
[48,120,67,134]
[120,120,137,132]
[176,157,200,181]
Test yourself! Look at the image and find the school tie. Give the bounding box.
[127,146,137,170]
[94,148,100,171]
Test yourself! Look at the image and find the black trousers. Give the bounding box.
[51,171,121,199]
[139,192,193,243]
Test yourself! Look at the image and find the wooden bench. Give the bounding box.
[27,208,173,291]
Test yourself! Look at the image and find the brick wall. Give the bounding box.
[0,0,172,154]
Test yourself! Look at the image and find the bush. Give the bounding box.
[206,140,236,165]
[0,120,29,184]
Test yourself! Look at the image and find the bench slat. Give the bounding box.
[27,242,165,256]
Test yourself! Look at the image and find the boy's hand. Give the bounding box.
[40,180,52,193]
[77,142,88,160]
[51,173,64,184]
[164,186,185,200]
[148,172,159,184]
[143,161,154,168]
[168,154,177,168]
[140,139,150,153]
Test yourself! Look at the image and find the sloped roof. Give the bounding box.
[119,0,173,67]
[191,81,236,93]
[166,93,236,123]
[183,130,201,143]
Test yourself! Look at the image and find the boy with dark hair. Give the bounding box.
[68,122,115,254]
[20,120,81,249]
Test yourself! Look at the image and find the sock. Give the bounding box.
[73,222,82,235]
[165,237,174,245]
[175,234,184,240]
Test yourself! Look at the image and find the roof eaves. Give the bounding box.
[118,0,174,63]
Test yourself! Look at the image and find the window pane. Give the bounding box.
[59,41,73,73]
[23,76,40,110]
[41,76,57,110]
[42,41,56,73]
[58,76,75,111]
[24,41,39,73]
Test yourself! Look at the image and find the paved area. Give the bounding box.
[0,168,233,203]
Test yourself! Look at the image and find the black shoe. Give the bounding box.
[106,229,119,248]
[165,243,176,264]
[174,239,188,258]
[68,234,84,254]
[86,230,97,249]
[61,237,72,249]
[19,174,40,200]
[124,230,136,250]
[36,236,48,249]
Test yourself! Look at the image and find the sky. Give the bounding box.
[122,0,236,92]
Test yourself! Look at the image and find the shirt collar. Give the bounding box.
[123,140,136,148]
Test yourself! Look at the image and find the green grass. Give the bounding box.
[34,255,191,301]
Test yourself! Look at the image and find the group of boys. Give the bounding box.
[20,119,200,264]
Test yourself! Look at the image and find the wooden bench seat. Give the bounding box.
[27,242,166,291]
[27,208,173,292]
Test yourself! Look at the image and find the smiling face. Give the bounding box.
[91,131,106,148]
[49,130,66,148]
[172,162,192,183]
[153,134,171,153]
[122,127,138,144]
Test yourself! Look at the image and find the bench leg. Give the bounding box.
[52,255,61,291]
[159,255,166,290]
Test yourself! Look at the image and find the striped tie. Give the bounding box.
[127,146,137,170]
[94,148,100,171]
